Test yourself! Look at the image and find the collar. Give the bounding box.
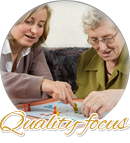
[1,39,31,71]
[2,39,31,57]
[115,43,129,76]
[85,44,129,76]
[2,39,12,54]
[84,47,103,71]
[84,49,106,88]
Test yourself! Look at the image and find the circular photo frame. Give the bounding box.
[0,1,129,121]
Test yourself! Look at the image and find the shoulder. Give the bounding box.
[78,47,97,65]
[31,46,44,56]
[31,46,43,53]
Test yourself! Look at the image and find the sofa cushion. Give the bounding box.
[42,47,89,91]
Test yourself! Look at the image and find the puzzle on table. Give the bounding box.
[19,101,110,121]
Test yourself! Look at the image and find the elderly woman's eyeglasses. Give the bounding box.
[87,31,119,46]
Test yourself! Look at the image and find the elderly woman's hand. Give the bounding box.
[81,89,124,117]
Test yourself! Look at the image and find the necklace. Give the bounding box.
[107,70,112,75]
[105,62,112,76]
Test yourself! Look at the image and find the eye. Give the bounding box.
[103,37,113,42]
[25,20,32,24]
[38,23,45,28]
[38,24,43,28]
[92,39,98,42]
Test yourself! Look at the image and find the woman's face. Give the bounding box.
[88,20,125,62]
[11,8,47,48]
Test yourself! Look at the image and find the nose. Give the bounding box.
[30,25,38,34]
[98,40,107,52]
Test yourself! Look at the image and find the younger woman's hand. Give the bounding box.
[41,79,74,107]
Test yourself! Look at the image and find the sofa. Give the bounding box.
[42,47,89,91]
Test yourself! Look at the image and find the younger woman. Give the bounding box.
[1,4,74,107]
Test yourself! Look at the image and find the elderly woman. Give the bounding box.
[73,8,129,117]
[1,4,74,107]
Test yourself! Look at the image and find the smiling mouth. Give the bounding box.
[100,50,112,57]
[25,35,35,39]
[103,51,111,54]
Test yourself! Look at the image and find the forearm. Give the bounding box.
[1,71,43,99]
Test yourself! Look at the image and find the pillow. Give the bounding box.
[42,47,89,91]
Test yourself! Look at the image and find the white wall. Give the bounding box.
[42,1,92,48]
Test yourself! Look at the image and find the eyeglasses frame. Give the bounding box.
[87,31,119,46]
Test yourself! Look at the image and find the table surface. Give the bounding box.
[15,98,84,120]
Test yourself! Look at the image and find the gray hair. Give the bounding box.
[83,8,118,34]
